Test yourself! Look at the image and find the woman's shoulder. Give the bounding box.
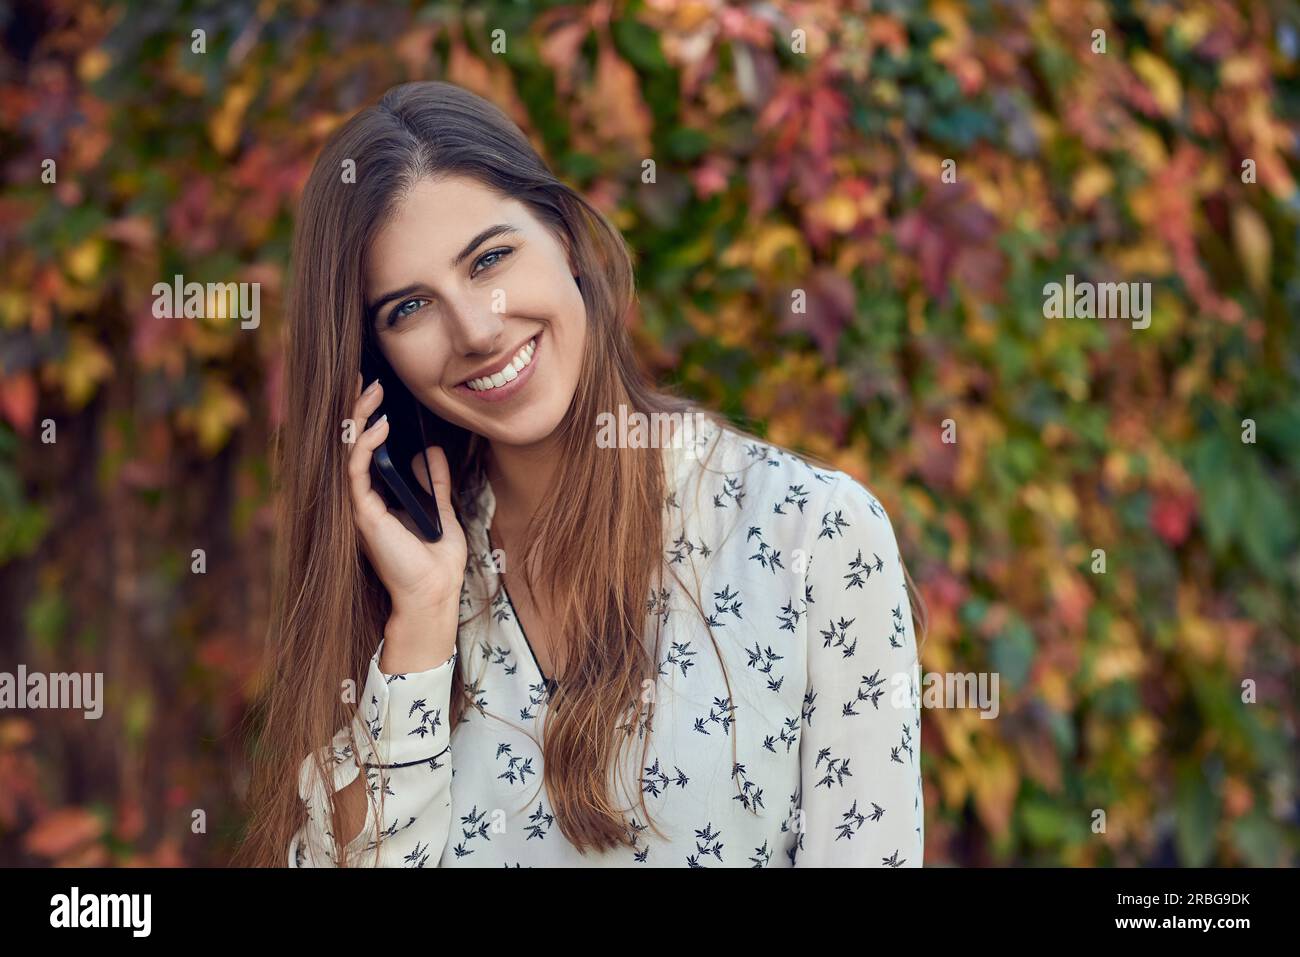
[673,421,899,550]
[679,420,836,486]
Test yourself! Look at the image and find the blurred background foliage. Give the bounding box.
[0,0,1297,866]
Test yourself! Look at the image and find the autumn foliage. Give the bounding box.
[0,1,1296,866]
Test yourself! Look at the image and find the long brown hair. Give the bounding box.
[236,81,926,866]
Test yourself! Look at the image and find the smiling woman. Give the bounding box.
[363,174,584,431]
[236,81,925,869]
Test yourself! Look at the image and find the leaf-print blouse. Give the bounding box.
[290,422,924,867]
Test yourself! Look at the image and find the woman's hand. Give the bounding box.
[348,373,467,672]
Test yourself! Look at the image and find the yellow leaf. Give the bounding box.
[1194,158,1225,193]
[1171,9,1211,46]
[64,238,105,283]
[970,740,1018,838]
[720,303,760,350]
[668,0,714,31]
[77,49,110,83]
[180,378,248,454]
[751,223,808,274]
[1071,164,1113,210]
[53,332,113,407]
[1091,622,1145,686]
[0,716,35,747]
[930,0,971,59]
[962,296,997,346]
[1112,239,1171,275]
[1220,55,1262,87]
[1129,714,1160,758]
[1049,482,1079,523]
[940,764,970,808]
[934,706,975,764]
[1038,666,1072,712]
[209,81,255,157]
[1132,51,1182,117]
[1230,204,1271,295]
[811,192,860,232]
[1123,127,1169,175]
[0,291,29,329]
[1175,585,1220,662]
[871,78,900,108]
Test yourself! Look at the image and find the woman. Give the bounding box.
[239,81,925,867]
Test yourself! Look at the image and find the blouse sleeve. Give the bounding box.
[793,473,924,867]
[289,638,458,867]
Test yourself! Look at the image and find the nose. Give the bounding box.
[442,290,506,357]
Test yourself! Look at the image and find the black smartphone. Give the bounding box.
[360,345,444,542]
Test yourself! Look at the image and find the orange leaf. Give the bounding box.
[24,807,105,859]
[539,20,589,96]
[591,41,653,153]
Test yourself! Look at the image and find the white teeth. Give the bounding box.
[465,337,536,391]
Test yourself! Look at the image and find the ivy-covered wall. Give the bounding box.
[0,0,1296,866]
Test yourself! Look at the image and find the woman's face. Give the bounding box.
[363,174,587,449]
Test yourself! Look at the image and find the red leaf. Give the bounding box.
[0,372,37,434]
[1151,489,1197,546]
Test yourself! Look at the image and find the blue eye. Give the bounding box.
[388,297,428,325]
[472,246,514,277]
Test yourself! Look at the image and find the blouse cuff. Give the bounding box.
[355,637,458,770]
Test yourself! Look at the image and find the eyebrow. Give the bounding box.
[365,223,521,322]
[451,223,519,270]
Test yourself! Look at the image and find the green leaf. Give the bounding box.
[1199,460,1239,556]
[991,619,1036,689]
[1239,459,1293,575]
[1231,809,1283,866]
[1175,768,1219,866]
[612,18,668,72]
[25,587,68,651]
[666,127,710,161]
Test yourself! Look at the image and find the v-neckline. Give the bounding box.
[469,429,711,696]
[487,523,558,695]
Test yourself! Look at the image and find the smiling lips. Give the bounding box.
[455,333,540,402]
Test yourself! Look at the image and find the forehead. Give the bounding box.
[366,174,526,283]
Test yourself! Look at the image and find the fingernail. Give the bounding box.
[372,413,387,428]
[364,379,380,395]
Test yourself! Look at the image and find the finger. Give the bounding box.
[346,379,384,483]
[347,413,390,521]
[346,380,384,478]
[350,378,383,433]
[409,444,447,497]
[410,445,455,528]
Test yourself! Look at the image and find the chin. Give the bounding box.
[464,400,570,448]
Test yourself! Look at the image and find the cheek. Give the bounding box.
[572,293,589,354]
[502,267,586,354]
[383,330,452,386]
[564,292,588,371]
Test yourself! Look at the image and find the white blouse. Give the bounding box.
[291,422,924,867]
